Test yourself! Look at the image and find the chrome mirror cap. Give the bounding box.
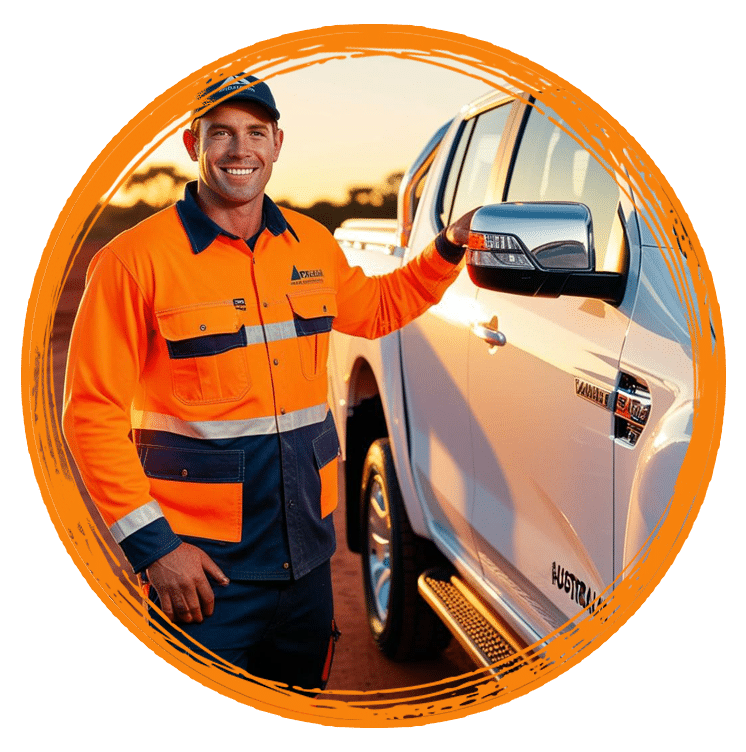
[466,202,625,304]
[467,202,594,272]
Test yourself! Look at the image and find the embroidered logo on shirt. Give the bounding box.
[290,265,324,285]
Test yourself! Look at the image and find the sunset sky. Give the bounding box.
[114,55,492,208]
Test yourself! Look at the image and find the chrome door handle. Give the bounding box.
[472,315,506,347]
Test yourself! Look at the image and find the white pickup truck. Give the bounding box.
[327,88,703,667]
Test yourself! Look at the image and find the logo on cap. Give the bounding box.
[195,73,280,120]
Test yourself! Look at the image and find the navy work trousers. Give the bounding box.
[148,560,337,693]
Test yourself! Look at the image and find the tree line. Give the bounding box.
[83,166,404,245]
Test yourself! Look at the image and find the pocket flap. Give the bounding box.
[312,421,341,470]
[287,290,338,321]
[140,445,243,483]
[156,303,241,342]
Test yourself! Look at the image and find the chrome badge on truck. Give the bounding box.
[574,375,651,447]
[574,378,612,409]
[552,561,601,614]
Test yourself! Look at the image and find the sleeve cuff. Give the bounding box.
[434,230,466,264]
[117,516,183,573]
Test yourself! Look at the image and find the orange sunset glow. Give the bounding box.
[111,56,491,211]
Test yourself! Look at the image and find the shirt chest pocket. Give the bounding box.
[287,290,338,381]
[156,302,250,405]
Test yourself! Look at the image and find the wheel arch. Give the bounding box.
[339,338,434,553]
[344,357,389,553]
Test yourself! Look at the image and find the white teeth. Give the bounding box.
[225,168,255,175]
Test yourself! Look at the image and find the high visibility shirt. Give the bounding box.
[62,182,464,580]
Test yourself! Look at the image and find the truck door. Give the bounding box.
[466,102,637,633]
[400,102,514,575]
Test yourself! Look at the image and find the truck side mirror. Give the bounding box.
[466,202,625,304]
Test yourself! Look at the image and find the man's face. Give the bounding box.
[184,101,283,208]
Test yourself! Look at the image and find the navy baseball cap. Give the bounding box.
[194,74,280,121]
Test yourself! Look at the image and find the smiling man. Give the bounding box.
[63,74,475,693]
[183,86,283,237]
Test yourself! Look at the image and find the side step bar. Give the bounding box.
[418,568,528,674]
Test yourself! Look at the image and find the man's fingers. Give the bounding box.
[164,590,193,623]
[195,577,217,618]
[180,586,204,623]
[159,592,175,622]
[447,206,482,246]
[162,584,203,624]
[147,543,226,624]
[200,551,230,586]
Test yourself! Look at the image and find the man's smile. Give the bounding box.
[185,102,284,225]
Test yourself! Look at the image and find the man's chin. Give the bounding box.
[212,186,264,208]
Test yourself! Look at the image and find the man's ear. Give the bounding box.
[273,128,284,163]
[183,129,199,161]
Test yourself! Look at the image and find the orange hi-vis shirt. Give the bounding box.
[63,183,463,579]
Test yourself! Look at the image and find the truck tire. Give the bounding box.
[361,439,451,660]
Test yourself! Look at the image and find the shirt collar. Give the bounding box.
[175,181,298,254]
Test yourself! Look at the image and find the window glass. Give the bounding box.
[448,104,512,225]
[410,167,428,226]
[507,103,626,272]
[438,119,474,227]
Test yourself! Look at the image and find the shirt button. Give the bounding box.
[263,301,268,308]
[199,324,206,331]
[280,408,286,415]
[181,469,188,477]
[273,358,279,365]
[283,562,289,570]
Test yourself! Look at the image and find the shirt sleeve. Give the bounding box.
[332,229,466,339]
[62,248,182,573]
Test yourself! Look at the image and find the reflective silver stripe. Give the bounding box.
[131,403,328,440]
[109,500,164,543]
[132,409,276,439]
[242,321,296,346]
[277,402,328,433]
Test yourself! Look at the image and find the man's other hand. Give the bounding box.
[445,207,481,248]
[146,543,229,624]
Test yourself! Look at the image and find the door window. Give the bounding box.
[507,103,628,273]
[444,104,512,226]
[438,118,474,228]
